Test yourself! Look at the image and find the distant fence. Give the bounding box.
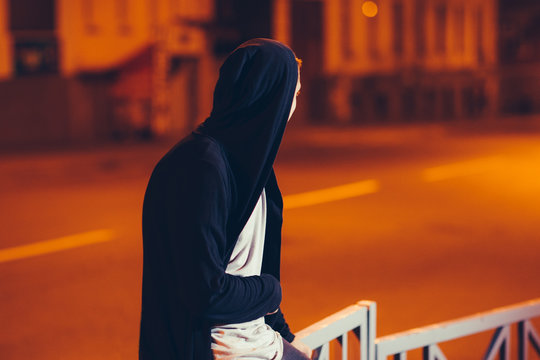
[296,298,540,360]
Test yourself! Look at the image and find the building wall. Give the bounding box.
[57,0,212,75]
[0,0,213,77]
[318,0,499,123]
[273,0,291,46]
[0,77,71,147]
[0,0,215,146]
[57,0,147,75]
[0,0,11,79]
[324,0,497,75]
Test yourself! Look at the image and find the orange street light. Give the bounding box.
[362,1,378,18]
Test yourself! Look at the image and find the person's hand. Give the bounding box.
[291,338,312,359]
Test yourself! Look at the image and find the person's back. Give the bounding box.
[140,134,236,359]
[139,39,310,360]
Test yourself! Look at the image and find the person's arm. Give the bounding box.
[168,160,282,324]
[264,308,294,342]
[265,308,312,357]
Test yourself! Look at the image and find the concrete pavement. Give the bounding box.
[3,117,540,189]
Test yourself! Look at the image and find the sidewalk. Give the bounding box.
[1,118,539,189]
[0,124,442,186]
[0,141,170,189]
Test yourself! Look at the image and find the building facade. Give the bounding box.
[291,0,499,124]
[498,0,540,116]
[0,0,215,147]
[2,0,537,147]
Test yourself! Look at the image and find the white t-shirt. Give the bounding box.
[211,189,284,360]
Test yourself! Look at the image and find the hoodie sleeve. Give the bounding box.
[162,157,282,324]
[265,308,295,342]
[260,171,295,342]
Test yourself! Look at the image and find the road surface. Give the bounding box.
[1,124,539,359]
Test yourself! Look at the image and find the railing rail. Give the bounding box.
[375,298,540,360]
[296,300,376,360]
[296,298,540,360]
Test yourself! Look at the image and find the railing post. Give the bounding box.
[483,325,510,360]
[297,301,376,359]
[518,320,540,360]
[518,321,527,360]
[338,333,348,359]
[358,300,376,360]
[318,342,330,360]
[422,344,447,360]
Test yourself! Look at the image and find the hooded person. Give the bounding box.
[139,39,309,360]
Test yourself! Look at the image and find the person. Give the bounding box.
[139,38,311,360]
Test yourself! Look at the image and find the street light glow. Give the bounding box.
[362,1,378,17]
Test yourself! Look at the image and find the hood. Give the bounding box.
[196,38,299,238]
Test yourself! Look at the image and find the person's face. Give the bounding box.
[288,71,301,122]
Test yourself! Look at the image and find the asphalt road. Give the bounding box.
[1,124,539,359]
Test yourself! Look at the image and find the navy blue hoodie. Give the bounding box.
[139,38,299,360]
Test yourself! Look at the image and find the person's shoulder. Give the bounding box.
[178,132,226,166]
[157,132,229,177]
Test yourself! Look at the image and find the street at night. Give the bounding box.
[2,0,540,358]
[1,124,539,359]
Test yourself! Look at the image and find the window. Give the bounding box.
[435,3,447,55]
[367,10,379,61]
[476,8,485,63]
[169,0,179,17]
[414,0,426,58]
[116,0,132,35]
[453,4,465,54]
[9,0,58,76]
[341,0,353,60]
[82,0,99,34]
[393,1,404,58]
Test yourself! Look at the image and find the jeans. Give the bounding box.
[282,340,311,360]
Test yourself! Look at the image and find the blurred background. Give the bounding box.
[1,0,540,359]
[0,0,539,146]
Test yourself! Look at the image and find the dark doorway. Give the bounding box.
[213,0,272,56]
[10,0,58,76]
[291,0,324,122]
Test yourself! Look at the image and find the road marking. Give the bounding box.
[0,156,505,263]
[422,156,505,182]
[0,229,115,264]
[283,179,379,209]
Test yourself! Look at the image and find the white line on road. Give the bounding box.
[283,179,379,210]
[0,156,505,263]
[0,229,115,264]
[422,156,505,182]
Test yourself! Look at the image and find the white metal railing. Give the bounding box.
[296,301,376,360]
[375,298,540,360]
[296,298,540,360]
